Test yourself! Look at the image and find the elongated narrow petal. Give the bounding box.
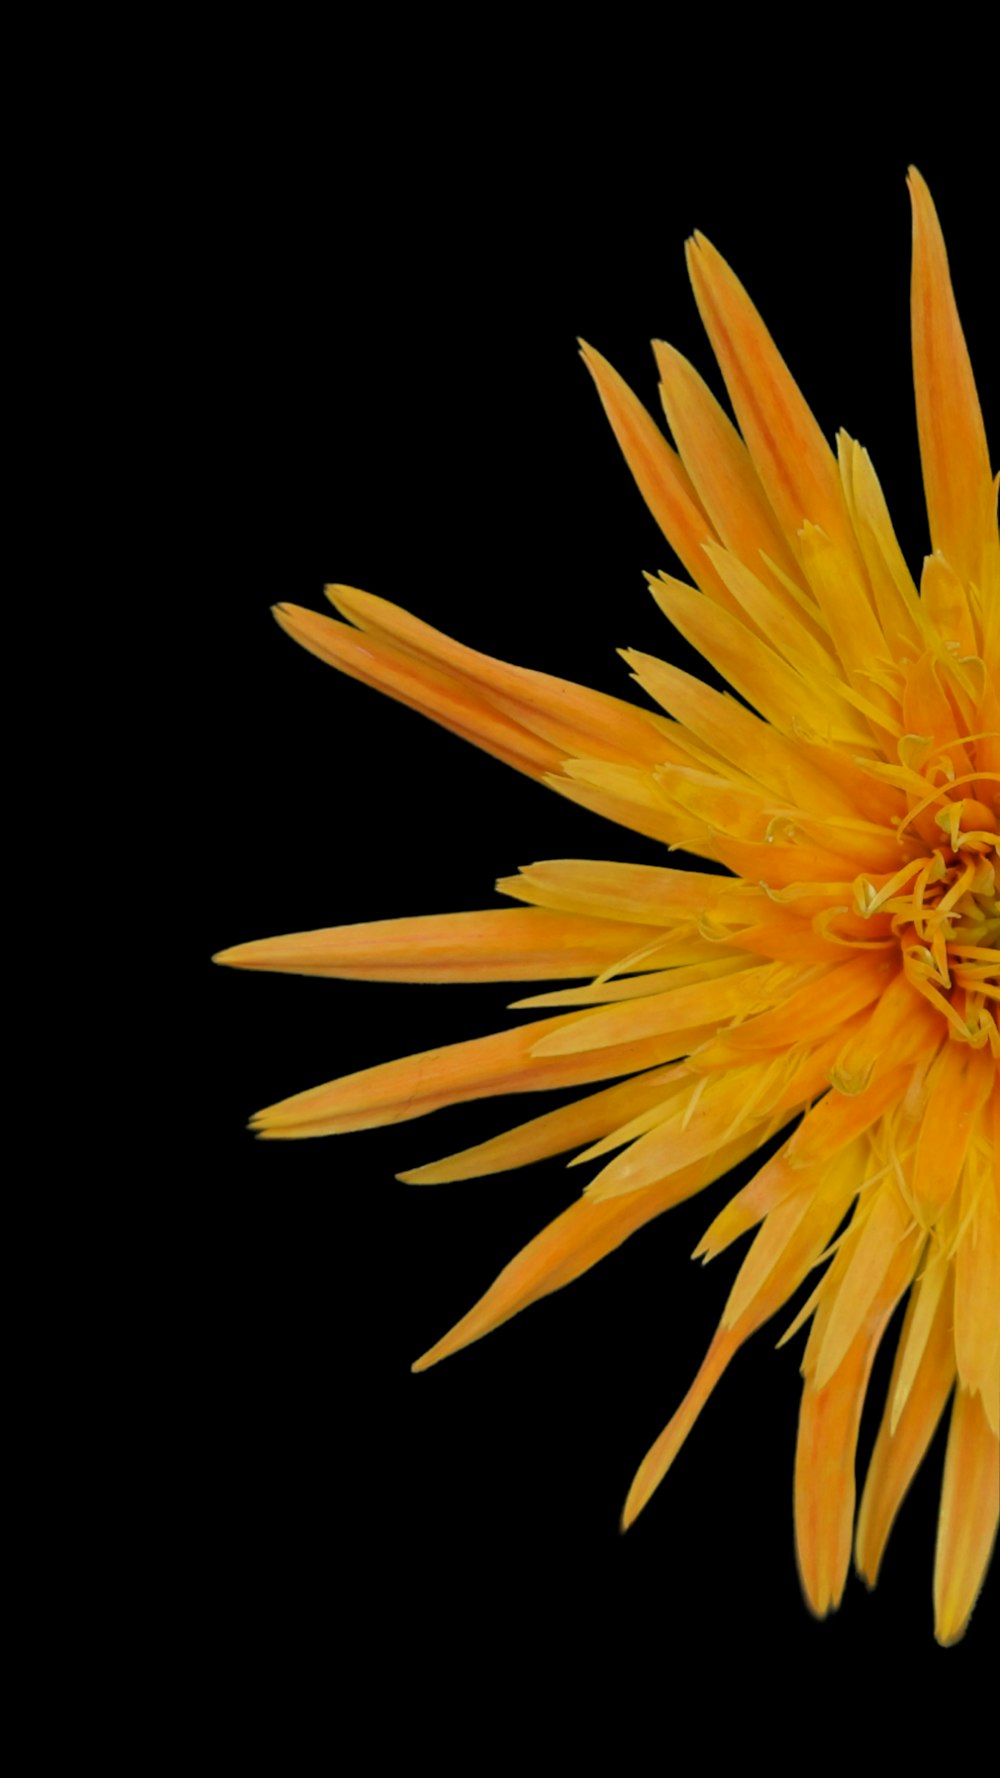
[273,602,562,779]
[650,571,872,746]
[398,1065,689,1185]
[685,231,862,572]
[855,1264,956,1586]
[250,1008,707,1140]
[653,338,804,591]
[623,1142,857,1529]
[578,342,738,610]
[953,1147,1000,1412]
[934,1387,1000,1646]
[496,857,728,924]
[813,1183,916,1391]
[326,584,671,768]
[214,907,668,983]
[529,959,784,1058]
[909,166,994,592]
[795,1234,919,1617]
[413,1127,765,1372]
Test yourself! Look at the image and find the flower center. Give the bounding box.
[855,803,999,1048]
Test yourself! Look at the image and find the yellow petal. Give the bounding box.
[496,858,727,925]
[650,572,869,746]
[398,1065,688,1185]
[621,648,864,819]
[510,950,748,1008]
[838,433,927,663]
[705,542,840,685]
[652,337,804,592]
[921,551,978,658]
[528,959,785,1059]
[796,522,898,711]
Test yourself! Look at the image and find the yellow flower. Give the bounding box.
[216,168,998,1645]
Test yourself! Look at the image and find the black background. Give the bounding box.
[196,87,996,1709]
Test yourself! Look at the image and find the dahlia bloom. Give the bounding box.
[217,168,998,1644]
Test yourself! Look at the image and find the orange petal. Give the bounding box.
[909,167,994,594]
[621,1328,738,1531]
[721,1139,862,1334]
[622,1140,856,1530]
[578,341,738,609]
[855,1256,955,1586]
[812,1183,920,1392]
[585,1053,798,1201]
[910,1040,993,1226]
[933,1386,1000,1646]
[794,1230,917,1617]
[273,602,560,778]
[214,907,670,983]
[324,586,670,768]
[785,1063,914,1170]
[953,1139,1000,1415]
[249,1009,706,1140]
[685,231,861,571]
[719,953,895,1057]
[412,1127,763,1371]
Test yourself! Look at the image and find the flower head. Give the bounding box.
[217,169,998,1644]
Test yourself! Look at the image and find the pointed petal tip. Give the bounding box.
[800,1590,838,1623]
[619,1492,642,1534]
[395,1166,433,1185]
[854,1564,876,1594]
[411,1337,452,1373]
[212,940,269,970]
